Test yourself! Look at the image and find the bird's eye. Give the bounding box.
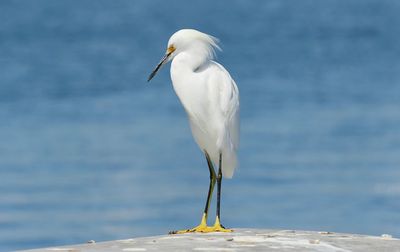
[167,45,176,54]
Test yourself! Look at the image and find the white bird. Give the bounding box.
[148,29,239,233]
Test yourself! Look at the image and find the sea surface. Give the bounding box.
[1,0,400,250]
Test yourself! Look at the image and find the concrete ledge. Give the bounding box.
[21,228,400,252]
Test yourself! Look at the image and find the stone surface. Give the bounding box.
[20,229,400,252]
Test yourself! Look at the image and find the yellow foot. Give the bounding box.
[208,224,233,232]
[209,216,233,232]
[169,216,233,234]
[169,224,213,234]
[169,213,213,234]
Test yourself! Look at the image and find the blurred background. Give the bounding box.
[1,0,400,250]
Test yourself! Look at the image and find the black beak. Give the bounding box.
[148,52,171,82]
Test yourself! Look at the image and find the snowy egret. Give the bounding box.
[148,29,239,233]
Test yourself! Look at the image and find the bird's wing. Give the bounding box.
[212,61,240,150]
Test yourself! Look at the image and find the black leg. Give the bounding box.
[204,151,216,215]
[169,151,228,234]
[216,153,223,224]
[210,152,232,232]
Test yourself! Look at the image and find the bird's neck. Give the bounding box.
[172,51,208,72]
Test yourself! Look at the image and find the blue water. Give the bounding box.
[1,0,400,250]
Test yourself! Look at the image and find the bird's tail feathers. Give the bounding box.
[221,147,237,179]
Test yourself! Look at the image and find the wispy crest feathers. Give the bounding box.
[202,34,221,60]
[169,29,222,61]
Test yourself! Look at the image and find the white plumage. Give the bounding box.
[168,29,239,178]
[148,29,240,233]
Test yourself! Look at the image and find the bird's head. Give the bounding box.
[148,29,220,82]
